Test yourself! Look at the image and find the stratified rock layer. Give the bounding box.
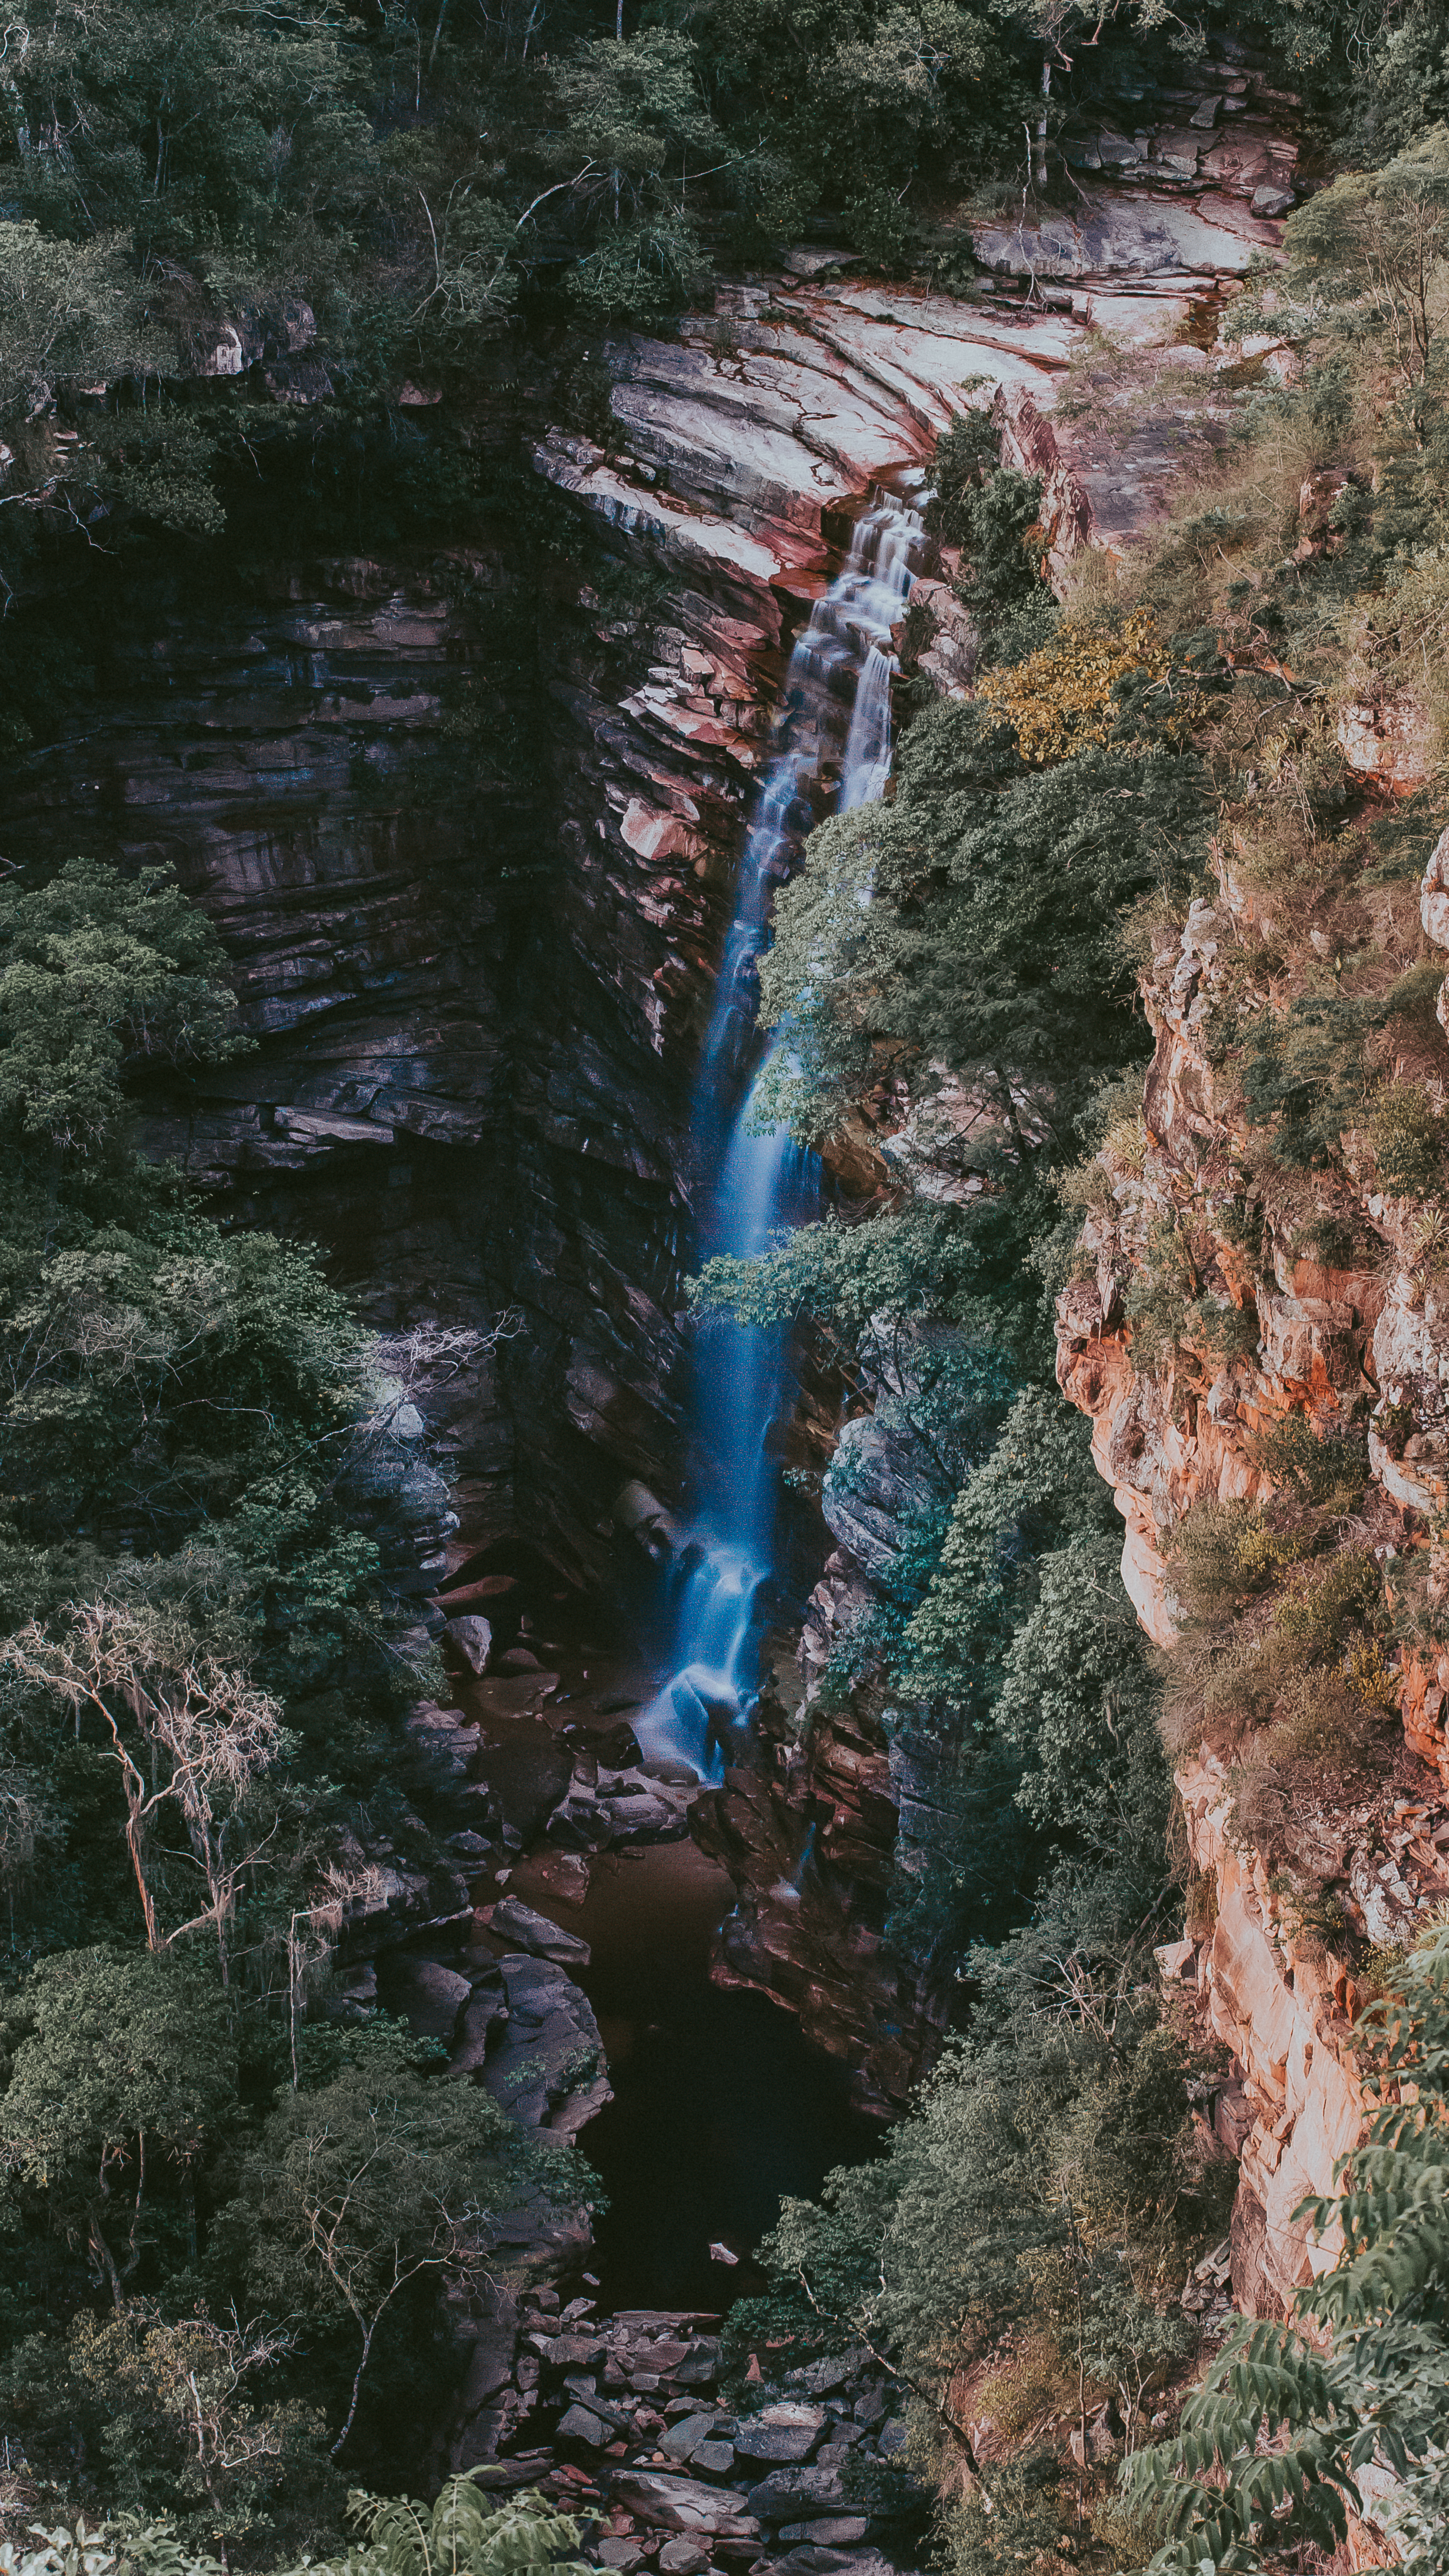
[1056,832,1449,2320]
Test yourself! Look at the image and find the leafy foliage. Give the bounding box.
[0,861,544,2537]
[1125,1919,1449,2574]
[756,708,1205,1153]
[0,2478,585,2576]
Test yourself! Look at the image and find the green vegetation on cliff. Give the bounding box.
[0,861,584,2545]
[698,117,1449,2576]
[3,0,1449,585]
[4,2,1449,2570]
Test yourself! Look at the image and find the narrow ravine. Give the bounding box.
[440,486,937,2304]
[419,493,947,2522]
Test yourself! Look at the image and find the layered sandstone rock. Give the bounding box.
[1055,831,1449,2322]
[691,1661,950,2118]
[1169,1755,1448,2314]
[5,92,1304,2117]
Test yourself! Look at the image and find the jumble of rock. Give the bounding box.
[546,1752,699,1850]
[455,2297,907,2576]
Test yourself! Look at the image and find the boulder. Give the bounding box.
[480,1956,610,2137]
[693,2442,737,2480]
[732,2405,825,2466]
[657,2546,707,2576]
[612,2471,759,2538]
[777,2520,870,2549]
[534,1851,591,1907]
[556,2403,610,2447]
[660,2413,720,2463]
[745,2467,847,2525]
[535,2335,609,2371]
[379,1955,471,2043]
[488,1897,591,1966]
[445,1615,493,1673]
[547,1791,616,1852]
[792,2358,857,2400]
[449,1973,507,2075]
[1336,692,1434,796]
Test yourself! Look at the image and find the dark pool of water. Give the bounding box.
[510,1839,878,2315]
[447,1550,879,2318]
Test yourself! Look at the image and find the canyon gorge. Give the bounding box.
[2,12,1447,2574]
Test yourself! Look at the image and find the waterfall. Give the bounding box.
[638,488,926,1778]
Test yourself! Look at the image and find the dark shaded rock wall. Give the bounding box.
[5,530,720,1579]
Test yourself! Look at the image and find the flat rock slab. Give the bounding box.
[611,2472,759,2539]
[790,2357,860,2398]
[746,2467,847,2524]
[774,2551,893,2576]
[489,1896,591,1965]
[632,2338,693,2373]
[530,2334,609,2370]
[732,2419,822,2466]
[608,2328,722,2349]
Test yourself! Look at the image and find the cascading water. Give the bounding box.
[639,488,927,1777]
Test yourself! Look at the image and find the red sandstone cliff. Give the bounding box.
[1056,823,1449,2327]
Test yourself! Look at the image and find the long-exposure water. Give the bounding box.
[638,490,926,1776]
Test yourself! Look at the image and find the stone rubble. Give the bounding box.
[453,2297,911,2576]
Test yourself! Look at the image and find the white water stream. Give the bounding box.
[639,490,927,1775]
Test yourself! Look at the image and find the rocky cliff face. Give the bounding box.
[1055,826,1449,2321]
[4,51,1307,2129]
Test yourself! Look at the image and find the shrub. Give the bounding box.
[978,612,1179,768]
[1367,1079,1444,1195]
[1163,1502,1305,1635]
[1272,1548,1382,1660]
[1250,1408,1368,1510]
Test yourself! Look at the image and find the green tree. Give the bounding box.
[0,1944,236,2305]
[545,30,717,321]
[0,224,152,422]
[1,0,375,268]
[0,858,244,1169]
[220,2031,584,2454]
[755,710,1203,1153]
[737,1947,1211,2520]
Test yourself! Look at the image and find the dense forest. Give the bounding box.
[2,3,1449,2576]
